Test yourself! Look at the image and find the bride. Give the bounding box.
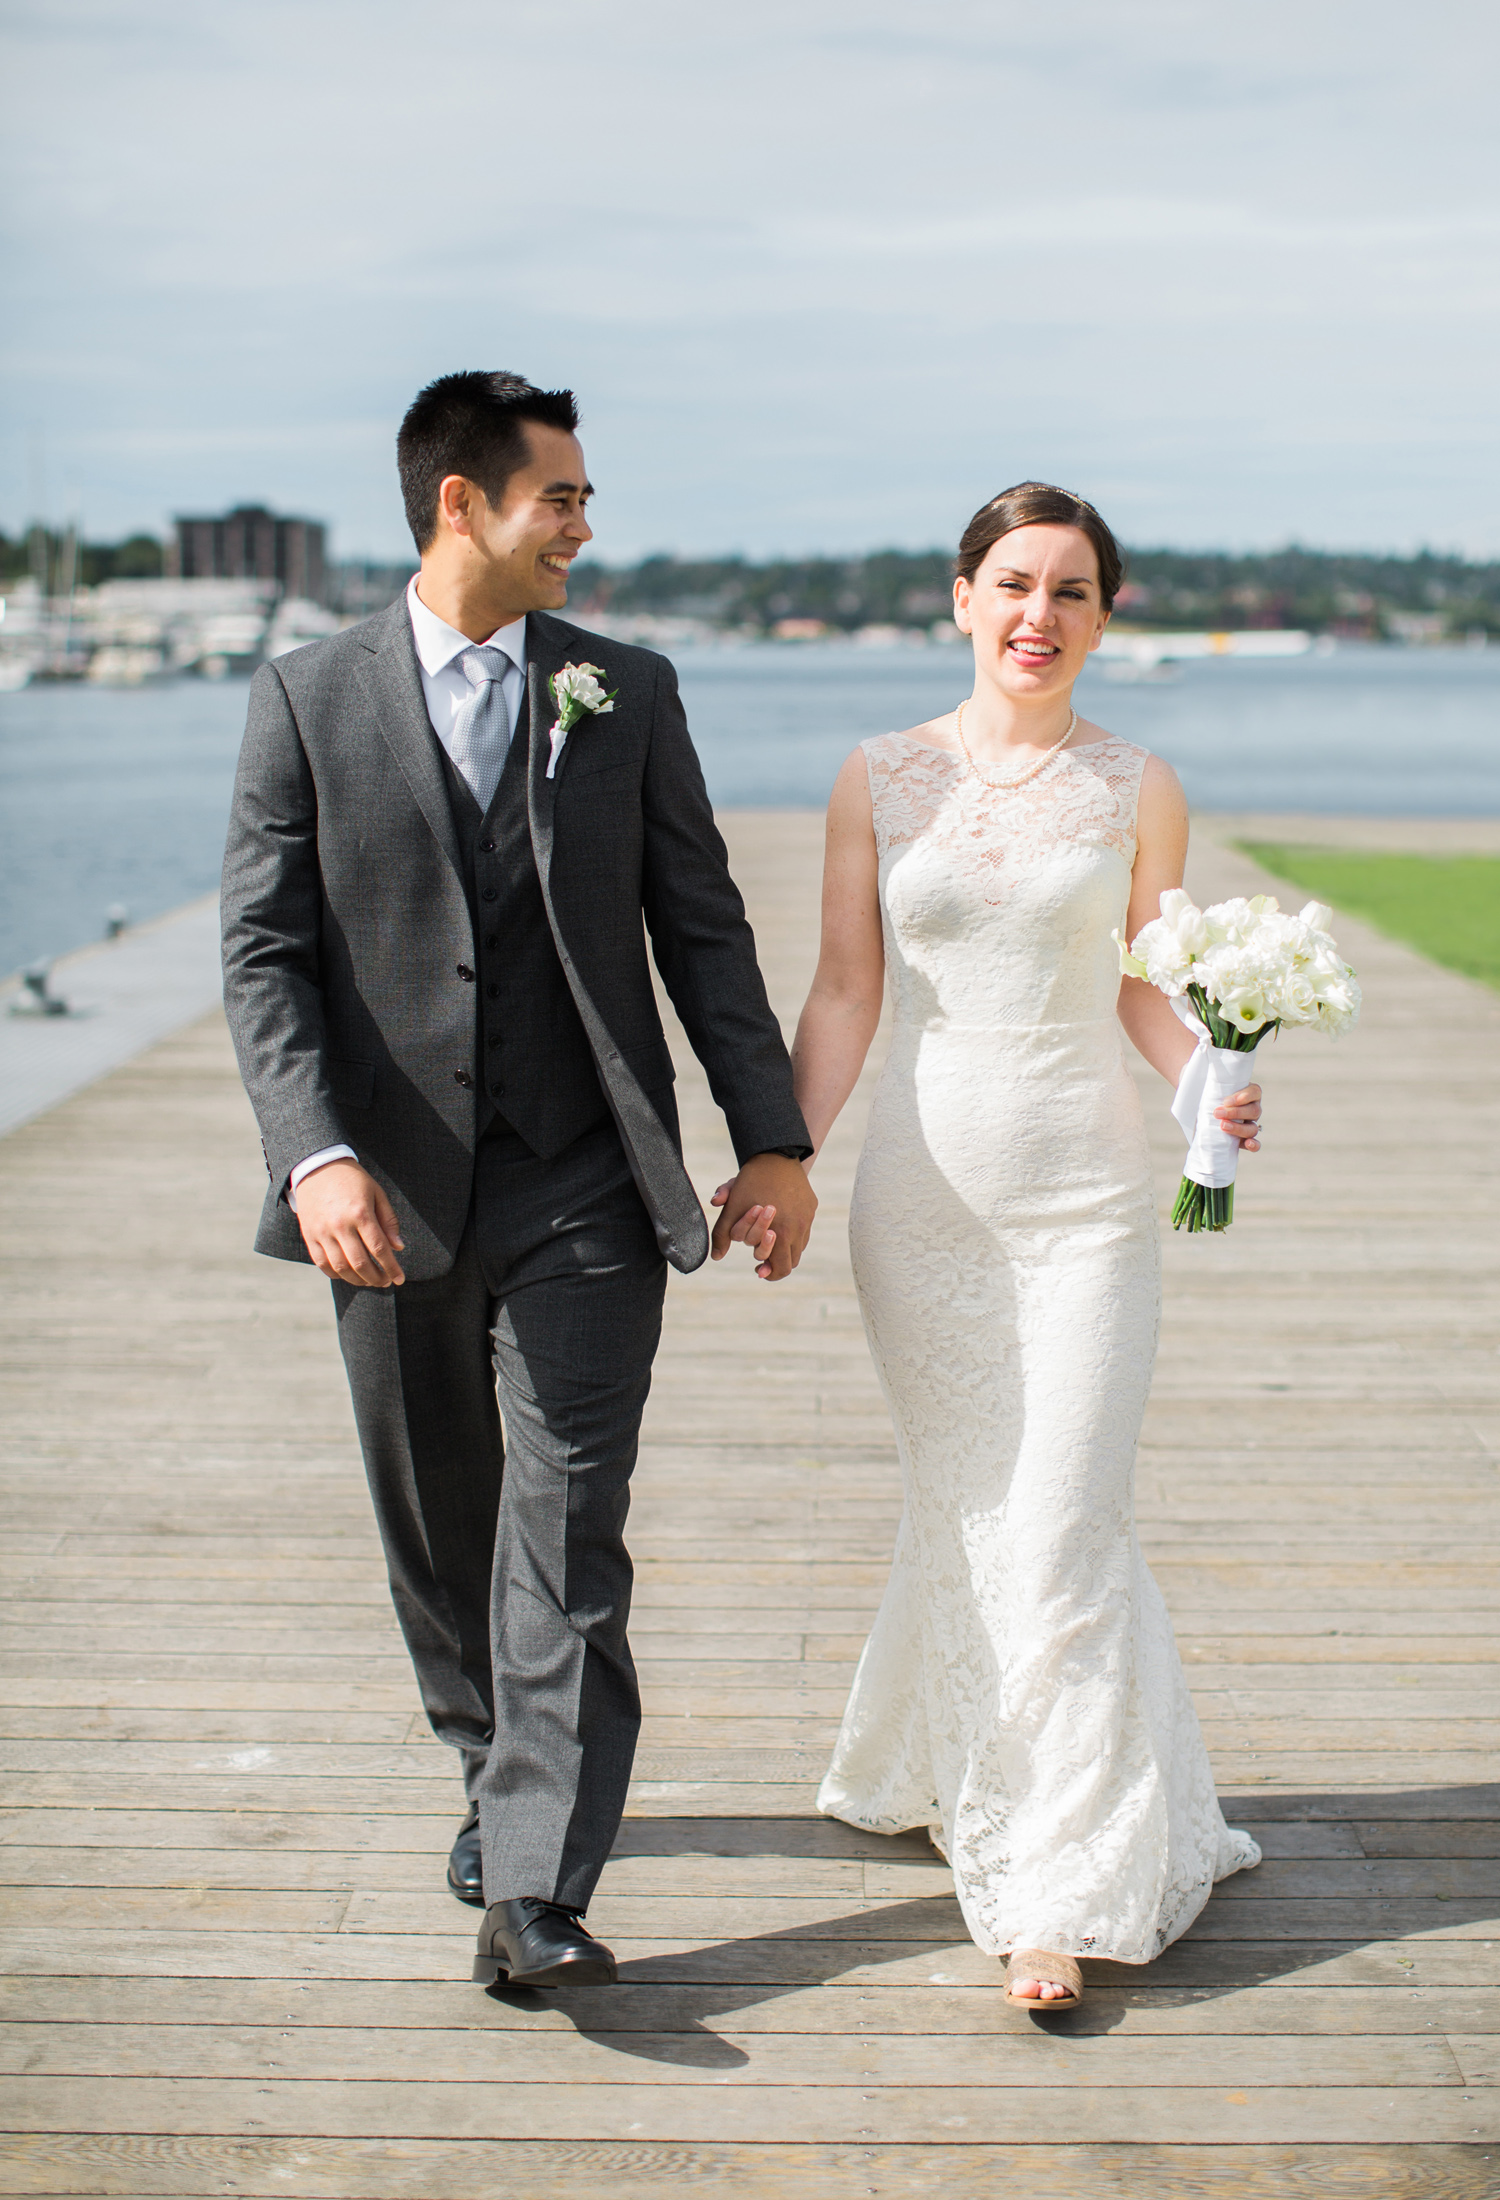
[780,482,1263,2010]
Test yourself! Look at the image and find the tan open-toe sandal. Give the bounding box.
[1005,1949,1083,2012]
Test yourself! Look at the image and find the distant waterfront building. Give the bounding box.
[331,558,418,618]
[170,506,327,604]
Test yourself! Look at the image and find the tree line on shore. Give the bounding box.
[4,529,1497,640]
[571,545,1500,641]
[0,530,167,590]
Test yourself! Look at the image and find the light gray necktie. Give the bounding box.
[447,645,513,811]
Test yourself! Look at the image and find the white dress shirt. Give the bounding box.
[287,580,529,1211]
[405,575,528,770]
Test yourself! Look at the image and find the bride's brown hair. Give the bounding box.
[957,482,1124,611]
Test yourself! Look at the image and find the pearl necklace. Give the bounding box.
[954,702,1077,789]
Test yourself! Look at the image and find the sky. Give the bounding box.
[3,0,1498,564]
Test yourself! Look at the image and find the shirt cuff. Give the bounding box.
[287,1144,358,1213]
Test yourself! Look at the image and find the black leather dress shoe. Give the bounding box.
[472,1898,617,1987]
[446,1808,484,1907]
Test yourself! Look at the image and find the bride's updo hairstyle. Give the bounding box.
[957,482,1124,613]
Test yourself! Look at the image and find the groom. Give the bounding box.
[221,370,815,1988]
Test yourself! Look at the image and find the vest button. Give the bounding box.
[479,839,497,853]
[484,935,498,949]
[482,887,498,903]
[487,984,500,999]
[453,1069,473,1089]
[456,964,474,982]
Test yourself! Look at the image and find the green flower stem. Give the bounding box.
[1171,1173,1235,1233]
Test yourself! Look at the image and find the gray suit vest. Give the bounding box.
[434,722,609,1159]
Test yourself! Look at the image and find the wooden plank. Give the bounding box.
[0,1847,874,1899]
[0,1743,455,1776]
[2,2147,1486,2200]
[1,2074,1495,2143]
[0,2137,1491,2200]
[5,1927,1498,1990]
[0,1812,922,1860]
[0,1889,353,1933]
[0,1777,832,1821]
[0,1712,420,1744]
[864,1856,1500,1900]
[333,1889,1500,1943]
[0,2020,1466,2089]
[5,1974,1499,2037]
[1358,1824,1500,1859]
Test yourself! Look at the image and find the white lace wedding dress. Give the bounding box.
[816,730,1260,1964]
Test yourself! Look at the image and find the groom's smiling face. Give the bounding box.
[452,422,595,620]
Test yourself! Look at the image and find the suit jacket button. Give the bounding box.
[456,964,474,982]
[454,1069,473,1088]
[482,887,498,903]
[479,839,497,853]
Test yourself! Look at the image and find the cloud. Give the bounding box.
[2,0,1497,554]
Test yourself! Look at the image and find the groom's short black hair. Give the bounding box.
[397,371,581,551]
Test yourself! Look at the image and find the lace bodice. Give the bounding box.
[863,732,1149,1034]
[866,729,1146,875]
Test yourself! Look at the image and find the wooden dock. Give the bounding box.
[2,813,1498,2196]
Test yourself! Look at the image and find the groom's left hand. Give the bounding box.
[710,1153,818,1281]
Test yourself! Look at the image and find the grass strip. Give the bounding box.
[1235,843,1500,990]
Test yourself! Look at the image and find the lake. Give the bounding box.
[2,640,1496,976]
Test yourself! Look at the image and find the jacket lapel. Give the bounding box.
[358,598,463,886]
[524,613,710,1274]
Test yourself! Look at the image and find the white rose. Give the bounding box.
[1199,944,1274,1035]
[1129,916,1194,994]
[1203,897,1252,947]
[1274,971,1319,1022]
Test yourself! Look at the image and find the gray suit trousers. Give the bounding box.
[332,1116,667,1912]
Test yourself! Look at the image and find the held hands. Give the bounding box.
[1216,1083,1263,1153]
[294,1159,406,1287]
[709,1152,818,1282]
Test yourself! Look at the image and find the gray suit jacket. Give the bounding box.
[221,599,809,1277]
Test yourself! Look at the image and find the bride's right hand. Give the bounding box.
[709,1179,777,1267]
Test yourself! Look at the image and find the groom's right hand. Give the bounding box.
[294,1161,406,1288]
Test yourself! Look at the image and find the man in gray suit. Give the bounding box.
[222,371,815,1988]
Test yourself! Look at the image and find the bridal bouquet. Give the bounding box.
[1115,890,1361,1232]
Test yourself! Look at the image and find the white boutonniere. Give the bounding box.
[546,662,618,779]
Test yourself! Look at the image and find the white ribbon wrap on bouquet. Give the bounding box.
[1169,997,1259,1190]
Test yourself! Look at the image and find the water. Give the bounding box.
[2,643,1496,977]
[677,638,1500,812]
[1,679,251,980]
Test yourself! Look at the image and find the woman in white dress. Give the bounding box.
[783,483,1263,2010]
